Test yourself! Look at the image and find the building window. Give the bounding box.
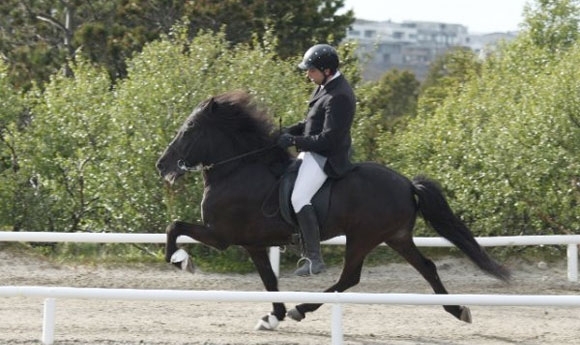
[364,30,375,38]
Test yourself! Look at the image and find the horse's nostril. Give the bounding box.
[156,161,165,172]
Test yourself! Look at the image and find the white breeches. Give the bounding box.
[291,152,328,213]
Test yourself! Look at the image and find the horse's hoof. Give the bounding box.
[287,308,305,322]
[460,306,472,323]
[254,314,280,331]
[170,249,195,273]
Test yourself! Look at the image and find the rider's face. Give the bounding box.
[306,68,329,85]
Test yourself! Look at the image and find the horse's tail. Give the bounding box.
[411,176,511,282]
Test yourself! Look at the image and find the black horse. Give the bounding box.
[156,90,510,330]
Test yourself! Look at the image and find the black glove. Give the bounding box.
[277,133,295,148]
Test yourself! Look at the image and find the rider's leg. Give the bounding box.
[291,152,327,276]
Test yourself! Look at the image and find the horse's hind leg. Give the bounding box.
[387,238,472,323]
[287,240,369,321]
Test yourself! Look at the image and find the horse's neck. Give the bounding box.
[203,147,291,185]
[203,161,277,189]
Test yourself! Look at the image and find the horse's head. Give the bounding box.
[156,91,277,184]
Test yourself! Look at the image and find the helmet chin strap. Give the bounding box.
[319,68,330,85]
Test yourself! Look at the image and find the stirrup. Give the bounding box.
[295,257,326,276]
[295,257,314,276]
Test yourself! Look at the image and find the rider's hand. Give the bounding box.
[277,133,295,148]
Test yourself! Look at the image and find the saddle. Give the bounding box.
[277,160,332,229]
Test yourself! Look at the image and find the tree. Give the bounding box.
[352,69,419,163]
[186,0,354,59]
[0,60,28,229]
[0,0,71,89]
[0,0,354,89]
[418,47,481,117]
[522,0,580,53]
[361,69,419,120]
[0,0,192,89]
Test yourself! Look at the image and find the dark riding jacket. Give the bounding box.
[286,74,356,178]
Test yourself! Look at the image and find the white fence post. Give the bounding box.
[567,244,578,282]
[42,298,55,345]
[268,247,280,277]
[331,303,343,345]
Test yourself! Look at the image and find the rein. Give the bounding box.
[177,144,278,172]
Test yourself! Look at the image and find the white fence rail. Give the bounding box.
[0,232,579,281]
[2,286,580,345]
[1,232,580,345]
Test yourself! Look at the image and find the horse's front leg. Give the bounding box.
[165,220,228,271]
[246,246,286,331]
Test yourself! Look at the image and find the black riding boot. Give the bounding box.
[294,205,326,276]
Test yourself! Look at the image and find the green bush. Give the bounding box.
[387,33,579,237]
[0,61,29,230]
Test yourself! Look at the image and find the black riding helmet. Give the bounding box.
[298,44,339,72]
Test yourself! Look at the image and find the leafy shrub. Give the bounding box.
[387,33,580,237]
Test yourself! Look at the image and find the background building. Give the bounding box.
[345,19,517,80]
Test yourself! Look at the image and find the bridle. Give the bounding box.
[177,144,278,172]
[178,117,284,172]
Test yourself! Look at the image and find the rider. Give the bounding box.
[277,44,356,276]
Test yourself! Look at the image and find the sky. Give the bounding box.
[342,0,531,33]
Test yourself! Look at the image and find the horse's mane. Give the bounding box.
[193,91,273,148]
[192,90,291,172]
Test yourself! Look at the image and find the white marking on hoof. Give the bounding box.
[170,248,188,263]
[287,308,304,322]
[460,306,472,323]
[254,314,279,331]
[170,249,195,273]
